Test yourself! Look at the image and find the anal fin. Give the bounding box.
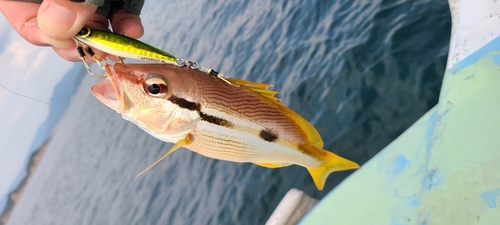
[255,162,292,168]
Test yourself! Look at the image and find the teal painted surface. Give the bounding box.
[300,107,438,225]
[450,35,500,73]
[480,189,500,209]
[300,17,500,225]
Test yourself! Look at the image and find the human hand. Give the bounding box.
[0,0,144,62]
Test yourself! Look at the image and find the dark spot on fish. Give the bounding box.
[259,129,278,142]
[199,112,234,128]
[168,96,200,111]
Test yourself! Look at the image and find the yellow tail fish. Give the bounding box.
[92,63,359,190]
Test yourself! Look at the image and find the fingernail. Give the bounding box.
[39,3,76,33]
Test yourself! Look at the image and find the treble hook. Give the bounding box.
[176,58,239,87]
[206,68,240,87]
[73,38,107,79]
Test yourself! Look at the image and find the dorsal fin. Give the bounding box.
[279,106,324,148]
[226,78,324,148]
[226,78,279,102]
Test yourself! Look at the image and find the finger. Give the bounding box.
[37,0,98,48]
[109,10,144,39]
[52,43,108,62]
[0,1,47,46]
[52,13,111,62]
[52,46,84,62]
[0,0,113,63]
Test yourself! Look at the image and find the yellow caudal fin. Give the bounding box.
[305,146,359,190]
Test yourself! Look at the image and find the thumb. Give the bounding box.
[37,0,97,45]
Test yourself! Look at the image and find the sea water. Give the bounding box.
[7,0,450,224]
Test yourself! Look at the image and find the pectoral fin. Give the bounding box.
[135,134,193,178]
[255,162,292,168]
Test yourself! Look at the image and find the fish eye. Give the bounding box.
[143,76,168,97]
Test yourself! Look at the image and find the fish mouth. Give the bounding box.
[91,65,126,113]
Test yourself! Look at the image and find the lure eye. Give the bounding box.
[143,76,168,97]
[77,27,91,38]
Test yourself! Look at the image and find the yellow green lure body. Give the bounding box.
[73,27,177,64]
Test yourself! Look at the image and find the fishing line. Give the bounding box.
[0,22,152,225]
[0,81,152,225]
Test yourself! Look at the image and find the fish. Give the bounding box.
[91,63,359,190]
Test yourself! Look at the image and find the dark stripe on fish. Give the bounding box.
[168,96,200,111]
[169,95,233,128]
[199,112,234,128]
[259,129,278,142]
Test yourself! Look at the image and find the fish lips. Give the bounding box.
[91,65,127,113]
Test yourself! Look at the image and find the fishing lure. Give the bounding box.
[73,27,177,63]
[72,27,236,85]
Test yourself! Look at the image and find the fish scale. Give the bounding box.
[200,94,303,141]
[191,125,307,165]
